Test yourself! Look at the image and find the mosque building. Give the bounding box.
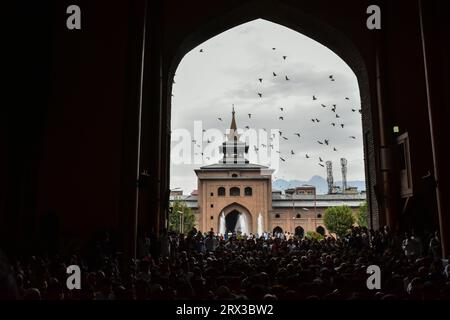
[170,108,366,237]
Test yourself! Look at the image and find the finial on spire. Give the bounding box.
[232,104,235,114]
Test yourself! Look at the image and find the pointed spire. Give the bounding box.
[230,104,237,131]
[227,104,239,141]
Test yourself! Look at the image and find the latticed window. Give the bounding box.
[244,187,252,196]
[218,187,225,196]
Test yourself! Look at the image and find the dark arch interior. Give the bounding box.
[225,210,240,233]
[316,226,325,236]
[295,226,304,238]
[273,226,283,235]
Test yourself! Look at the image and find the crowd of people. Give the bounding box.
[1,226,449,300]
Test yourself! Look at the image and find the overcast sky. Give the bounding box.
[170,19,364,194]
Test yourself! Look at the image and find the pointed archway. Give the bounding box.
[219,202,253,235]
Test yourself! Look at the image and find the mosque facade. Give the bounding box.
[170,109,366,237]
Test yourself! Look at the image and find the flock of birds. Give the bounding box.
[174,46,362,171]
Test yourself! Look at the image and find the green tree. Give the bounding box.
[357,201,369,228]
[169,199,195,233]
[305,231,324,241]
[323,205,355,238]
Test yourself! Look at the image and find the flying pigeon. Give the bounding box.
[319,157,323,162]
[285,75,290,81]
[340,124,344,128]
[305,154,310,159]
[331,123,336,126]
[280,157,286,162]
[258,78,263,83]
[258,93,262,98]
[248,113,252,118]
[294,133,301,138]
[324,139,329,145]
[351,109,356,112]
[315,118,320,122]
[349,136,357,139]
[333,147,338,151]
[273,72,277,76]
[321,104,327,108]
[317,141,324,145]
[279,116,284,120]
[272,47,276,50]
[280,107,284,111]
[218,118,223,121]
[336,114,340,118]
[282,137,288,140]
[319,163,325,167]
[313,95,317,100]
[291,150,295,155]
[283,56,287,60]
[345,97,350,100]
[199,49,204,52]
[311,119,316,123]
[245,126,250,129]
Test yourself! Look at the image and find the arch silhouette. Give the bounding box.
[316,225,325,236]
[295,226,305,238]
[273,226,283,235]
[219,202,253,233]
[167,1,377,223]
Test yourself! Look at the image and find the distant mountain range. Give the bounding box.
[272,175,366,195]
